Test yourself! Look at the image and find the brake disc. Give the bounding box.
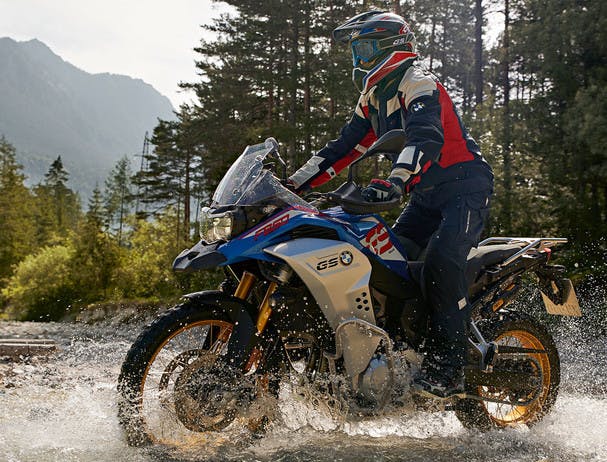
[173,353,243,432]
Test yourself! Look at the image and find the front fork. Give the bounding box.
[232,271,278,373]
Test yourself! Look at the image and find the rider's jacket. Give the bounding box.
[290,64,493,194]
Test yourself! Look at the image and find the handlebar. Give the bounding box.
[306,181,401,215]
[276,130,407,213]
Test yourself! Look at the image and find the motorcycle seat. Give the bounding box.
[466,244,522,292]
[404,241,521,296]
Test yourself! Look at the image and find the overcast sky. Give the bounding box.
[0,0,229,108]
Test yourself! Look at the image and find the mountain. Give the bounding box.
[0,37,175,196]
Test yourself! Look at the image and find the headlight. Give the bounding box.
[199,207,233,242]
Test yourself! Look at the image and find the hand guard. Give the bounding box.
[361,178,402,202]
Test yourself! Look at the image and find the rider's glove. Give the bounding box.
[361,178,403,202]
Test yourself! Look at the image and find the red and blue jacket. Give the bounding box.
[289,65,493,194]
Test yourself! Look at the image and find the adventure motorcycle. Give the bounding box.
[118,131,581,446]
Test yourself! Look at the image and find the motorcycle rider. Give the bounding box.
[289,11,494,398]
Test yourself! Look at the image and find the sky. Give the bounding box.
[0,0,229,108]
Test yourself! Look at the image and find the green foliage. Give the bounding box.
[32,156,81,245]
[70,197,122,302]
[0,136,37,282]
[112,212,185,300]
[2,244,77,321]
[489,0,607,275]
[88,186,105,229]
[0,148,222,319]
[0,206,217,319]
[104,156,134,244]
[132,108,205,243]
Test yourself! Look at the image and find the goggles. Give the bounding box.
[351,39,383,66]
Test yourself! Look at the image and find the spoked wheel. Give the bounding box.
[118,298,272,446]
[455,314,560,430]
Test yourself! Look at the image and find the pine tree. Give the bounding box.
[132,119,180,216]
[104,156,133,245]
[410,0,477,112]
[0,136,36,282]
[180,0,360,188]
[33,156,81,243]
[132,106,205,243]
[71,185,120,301]
[88,185,105,229]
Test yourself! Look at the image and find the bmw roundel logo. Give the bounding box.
[339,250,353,266]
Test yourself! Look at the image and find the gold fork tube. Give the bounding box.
[234,271,257,300]
[256,282,278,333]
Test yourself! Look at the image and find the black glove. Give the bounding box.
[361,178,402,202]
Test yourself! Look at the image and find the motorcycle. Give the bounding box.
[118,131,581,446]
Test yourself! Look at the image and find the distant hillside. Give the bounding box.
[0,37,175,196]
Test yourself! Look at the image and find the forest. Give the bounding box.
[0,0,605,321]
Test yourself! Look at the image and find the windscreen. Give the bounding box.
[212,141,315,211]
[212,142,269,206]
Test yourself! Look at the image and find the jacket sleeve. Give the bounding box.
[289,95,376,190]
[388,69,444,192]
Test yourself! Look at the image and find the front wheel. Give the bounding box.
[455,313,560,430]
[117,298,273,446]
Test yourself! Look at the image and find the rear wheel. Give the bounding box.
[455,314,560,430]
[117,299,275,446]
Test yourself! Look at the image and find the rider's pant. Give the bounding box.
[392,181,492,372]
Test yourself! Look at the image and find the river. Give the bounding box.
[0,318,605,462]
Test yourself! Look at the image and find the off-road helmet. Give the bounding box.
[333,11,417,94]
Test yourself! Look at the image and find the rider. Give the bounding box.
[288,11,494,398]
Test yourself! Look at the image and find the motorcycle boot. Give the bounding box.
[412,358,465,399]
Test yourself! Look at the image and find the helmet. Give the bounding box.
[333,11,417,94]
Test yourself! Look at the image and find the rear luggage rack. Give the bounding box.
[478,237,568,267]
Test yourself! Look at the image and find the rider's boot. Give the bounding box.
[412,360,465,399]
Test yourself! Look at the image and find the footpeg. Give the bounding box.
[468,320,498,371]
[483,342,498,372]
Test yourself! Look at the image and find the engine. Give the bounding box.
[358,354,393,405]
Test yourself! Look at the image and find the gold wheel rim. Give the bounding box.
[478,329,551,426]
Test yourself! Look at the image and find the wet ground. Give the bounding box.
[0,318,605,462]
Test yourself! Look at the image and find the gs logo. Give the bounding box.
[316,250,354,271]
[316,256,339,271]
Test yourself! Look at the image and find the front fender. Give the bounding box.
[173,241,227,273]
[182,290,259,370]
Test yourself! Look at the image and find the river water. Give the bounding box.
[0,318,605,462]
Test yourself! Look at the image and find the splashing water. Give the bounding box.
[0,316,605,462]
